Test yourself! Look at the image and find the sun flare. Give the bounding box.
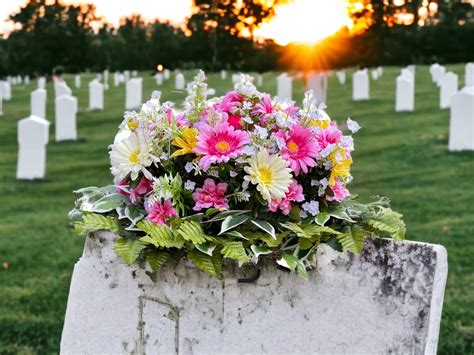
[255,0,353,45]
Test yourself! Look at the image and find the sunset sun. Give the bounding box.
[255,0,353,45]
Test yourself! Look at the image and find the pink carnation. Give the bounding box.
[253,94,274,118]
[219,91,243,112]
[326,178,350,202]
[280,124,320,175]
[192,178,229,211]
[315,124,342,149]
[268,180,304,215]
[146,199,177,225]
[194,121,250,171]
[129,177,153,204]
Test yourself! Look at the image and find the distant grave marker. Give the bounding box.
[55,95,78,141]
[449,86,474,151]
[277,73,292,101]
[88,79,104,110]
[125,78,143,110]
[31,88,47,119]
[440,72,458,109]
[353,69,369,101]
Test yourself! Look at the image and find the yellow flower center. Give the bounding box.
[128,121,138,130]
[258,167,273,186]
[309,119,330,129]
[287,140,299,153]
[215,140,230,153]
[129,150,140,164]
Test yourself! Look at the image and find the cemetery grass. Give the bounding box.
[0,66,473,354]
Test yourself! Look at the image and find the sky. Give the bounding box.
[0,0,194,34]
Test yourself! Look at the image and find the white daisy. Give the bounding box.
[243,148,292,202]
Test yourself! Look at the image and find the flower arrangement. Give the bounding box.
[70,71,405,280]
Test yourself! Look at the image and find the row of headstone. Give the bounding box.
[430,63,446,86]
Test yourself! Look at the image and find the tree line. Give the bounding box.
[0,0,473,76]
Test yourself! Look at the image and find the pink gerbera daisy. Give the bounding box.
[314,123,342,149]
[280,124,320,175]
[194,121,250,170]
[145,199,177,225]
[192,178,229,211]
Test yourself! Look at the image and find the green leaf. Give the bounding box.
[336,227,366,253]
[283,222,340,239]
[329,208,355,223]
[74,213,120,236]
[296,261,309,281]
[92,193,128,213]
[124,205,145,225]
[195,242,217,256]
[277,253,298,271]
[225,230,248,240]
[114,239,145,265]
[181,213,205,222]
[206,210,251,223]
[188,249,220,276]
[137,220,183,248]
[250,245,272,258]
[298,238,314,250]
[315,212,330,226]
[219,214,250,235]
[177,221,209,244]
[251,219,275,239]
[368,208,406,241]
[259,231,289,247]
[220,241,249,264]
[145,249,171,272]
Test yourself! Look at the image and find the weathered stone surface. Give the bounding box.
[61,232,447,355]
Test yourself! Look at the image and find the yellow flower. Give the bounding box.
[309,119,330,129]
[171,127,199,158]
[329,149,352,185]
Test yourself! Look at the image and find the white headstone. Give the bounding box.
[103,70,109,90]
[1,81,12,101]
[336,71,346,85]
[307,72,328,104]
[16,115,50,180]
[175,73,185,90]
[277,73,292,101]
[61,233,448,355]
[232,74,240,84]
[124,71,130,82]
[371,69,380,80]
[353,69,369,101]
[0,83,3,116]
[74,75,81,89]
[440,72,458,109]
[155,73,163,86]
[12,77,18,85]
[163,69,170,80]
[125,78,143,110]
[401,68,414,81]
[114,72,120,87]
[55,81,72,98]
[88,79,104,110]
[448,86,474,151]
[221,70,227,80]
[31,88,47,119]
[396,74,415,112]
[465,63,474,87]
[24,75,30,85]
[17,75,22,84]
[38,77,46,89]
[377,67,383,77]
[55,95,78,141]
[132,70,138,77]
[430,64,446,86]
[256,74,263,87]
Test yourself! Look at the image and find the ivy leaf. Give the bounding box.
[277,253,298,271]
[195,242,217,256]
[114,239,145,265]
[329,208,355,223]
[225,230,249,240]
[124,205,145,225]
[220,241,249,264]
[296,261,309,281]
[145,249,171,272]
[188,249,220,276]
[250,245,272,258]
[92,193,128,213]
[219,215,250,235]
[74,213,120,236]
[314,212,330,226]
[177,221,209,244]
[251,219,275,239]
[206,210,251,223]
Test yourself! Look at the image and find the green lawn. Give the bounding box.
[1,66,473,354]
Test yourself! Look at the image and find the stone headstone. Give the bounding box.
[16,115,50,180]
[371,69,380,80]
[307,72,328,104]
[12,77,18,85]
[440,72,458,109]
[336,71,346,85]
[448,86,474,151]
[155,73,163,86]
[232,74,240,84]
[31,88,47,119]
[38,77,46,89]
[175,73,185,90]
[61,232,448,354]
[277,73,292,101]
[88,79,104,110]
[24,75,30,85]
[396,74,415,112]
[465,63,474,87]
[353,69,369,101]
[256,74,263,87]
[55,95,78,141]
[125,78,143,110]
[132,70,138,77]
[17,75,22,84]
[74,75,81,89]
[401,68,414,81]
[163,69,170,80]
[221,70,227,80]
[0,83,3,116]
[114,72,120,87]
[1,81,12,101]
[55,81,72,98]
[430,64,446,86]
[124,71,130,82]
[103,70,109,90]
